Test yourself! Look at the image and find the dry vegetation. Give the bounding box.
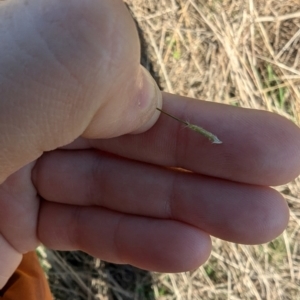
[43,0,300,299]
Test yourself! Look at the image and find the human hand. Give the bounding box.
[34,91,300,273]
[1,0,300,288]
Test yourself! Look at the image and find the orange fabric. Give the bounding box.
[0,251,53,300]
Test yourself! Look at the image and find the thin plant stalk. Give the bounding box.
[157,108,222,144]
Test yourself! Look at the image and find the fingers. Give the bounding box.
[90,93,300,186]
[38,202,211,273]
[0,0,161,183]
[33,150,289,244]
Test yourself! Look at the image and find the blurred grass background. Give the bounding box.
[40,0,300,299]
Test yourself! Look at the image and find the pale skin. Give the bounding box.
[0,0,300,289]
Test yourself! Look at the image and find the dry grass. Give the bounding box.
[44,0,300,299]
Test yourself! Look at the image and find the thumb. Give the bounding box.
[0,0,161,183]
[82,66,162,138]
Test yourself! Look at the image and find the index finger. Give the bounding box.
[90,93,300,186]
